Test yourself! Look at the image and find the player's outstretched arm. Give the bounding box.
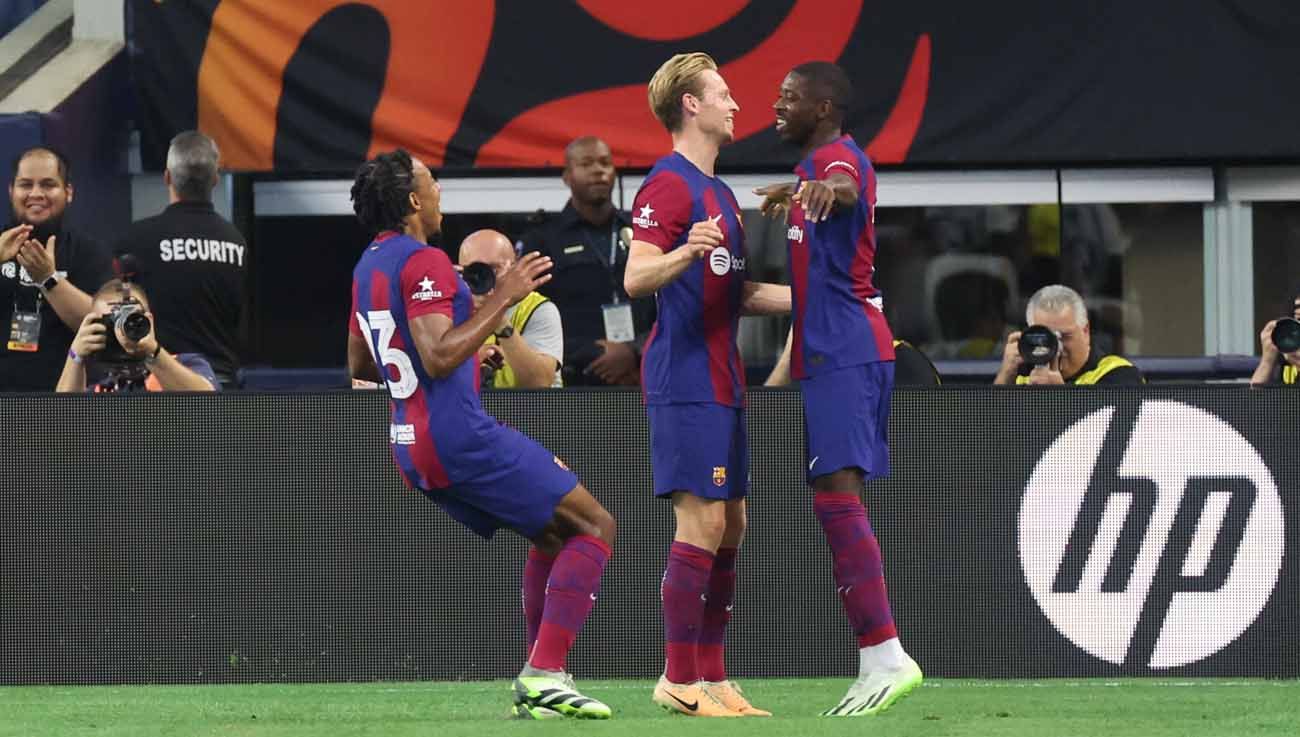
[411,252,553,379]
[741,280,791,316]
[794,172,859,222]
[624,218,721,298]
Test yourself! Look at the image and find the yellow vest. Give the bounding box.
[1284,365,1296,385]
[485,291,558,388]
[1016,354,1138,385]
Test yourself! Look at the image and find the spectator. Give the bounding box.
[1250,294,1300,387]
[994,284,1142,385]
[459,229,563,388]
[114,131,246,388]
[1,147,110,391]
[56,278,218,392]
[766,327,940,386]
[517,136,655,386]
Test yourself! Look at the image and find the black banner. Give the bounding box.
[126,1,1300,173]
[3,387,1296,684]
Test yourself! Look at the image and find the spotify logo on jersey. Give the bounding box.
[1018,400,1284,669]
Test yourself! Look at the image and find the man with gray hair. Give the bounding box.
[113,130,247,388]
[994,284,1142,385]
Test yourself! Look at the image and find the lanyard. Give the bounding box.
[608,227,621,304]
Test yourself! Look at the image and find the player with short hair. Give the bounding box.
[756,61,922,716]
[625,52,791,717]
[347,149,615,720]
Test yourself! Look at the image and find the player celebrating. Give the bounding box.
[756,61,922,716]
[347,150,615,720]
[625,52,791,717]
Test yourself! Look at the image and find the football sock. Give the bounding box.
[859,636,909,674]
[522,546,556,656]
[528,535,610,672]
[813,492,899,650]
[699,546,738,682]
[661,540,714,684]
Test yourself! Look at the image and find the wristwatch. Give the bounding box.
[494,324,515,340]
[39,274,60,292]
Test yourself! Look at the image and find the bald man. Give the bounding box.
[459,229,563,388]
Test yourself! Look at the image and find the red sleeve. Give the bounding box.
[813,142,864,191]
[400,247,457,319]
[347,280,362,337]
[631,171,692,252]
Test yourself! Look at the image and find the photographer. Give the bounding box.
[1250,294,1300,386]
[457,229,563,388]
[994,284,1143,386]
[56,279,218,393]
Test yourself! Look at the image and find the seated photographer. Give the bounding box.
[457,229,562,388]
[994,284,1143,386]
[1250,294,1300,386]
[56,279,218,393]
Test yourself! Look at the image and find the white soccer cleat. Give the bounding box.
[821,657,923,717]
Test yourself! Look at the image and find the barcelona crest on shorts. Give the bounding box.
[712,466,727,486]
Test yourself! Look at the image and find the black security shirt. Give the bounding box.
[0,226,110,391]
[517,203,655,379]
[114,201,247,384]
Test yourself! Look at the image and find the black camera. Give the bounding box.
[462,262,496,296]
[1273,317,1300,354]
[1018,325,1061,367]
[97,297,152,365]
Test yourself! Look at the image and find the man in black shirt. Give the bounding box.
[1,147,110,391]
[517,136,655,386]
[115,130,247,388]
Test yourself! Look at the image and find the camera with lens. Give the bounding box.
[97,295,152,365]
[1018,325,1061,367]
[1272,317,1300,354]
[461,262,496,296]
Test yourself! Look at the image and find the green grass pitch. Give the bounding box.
[2,678,1297,736]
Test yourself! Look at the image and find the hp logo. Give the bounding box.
[1018,401,1284,669]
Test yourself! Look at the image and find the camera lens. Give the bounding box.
[462,262,496,296]
[1018,325,1060,367]
[1273,317,1300,354]
[119,311,151,342]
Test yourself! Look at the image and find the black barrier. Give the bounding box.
[2,387,1296,684]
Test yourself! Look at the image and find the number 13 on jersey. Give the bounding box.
[356,309,418,399]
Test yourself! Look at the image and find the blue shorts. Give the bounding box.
[647,402,748,500]
[419,425,578,540]
[799,362,893,484]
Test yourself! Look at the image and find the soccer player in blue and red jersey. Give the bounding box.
[346,150,615,720]
[625,53,791,717]
[757,61,923,717]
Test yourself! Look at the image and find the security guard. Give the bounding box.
[995,284,1144,386]
[114,131,246,388]
[516,136,655,386]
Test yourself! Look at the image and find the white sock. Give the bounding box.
[859,637,908,675]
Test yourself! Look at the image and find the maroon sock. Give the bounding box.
[813,492,898,647]
[698,546,737,682]
[521,546,556,657]
[528,535,610,672]
[661,541,715,683]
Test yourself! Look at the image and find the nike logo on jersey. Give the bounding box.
[666,692,699,712]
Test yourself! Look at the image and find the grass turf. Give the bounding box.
[2,678,1297,737]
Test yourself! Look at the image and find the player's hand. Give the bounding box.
[493,251,552,306]
[1260,319,1280,360]
[586,340,637,384]
[754,182,795,220]
[0,223,33,262]
[683,215,724,260]
[15,233,56,283]
[71,311,107,358]
[793,180,835,222]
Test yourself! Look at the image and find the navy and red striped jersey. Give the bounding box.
[632,152,748,407]
[348,232,498,490]
[787,135,894,380]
